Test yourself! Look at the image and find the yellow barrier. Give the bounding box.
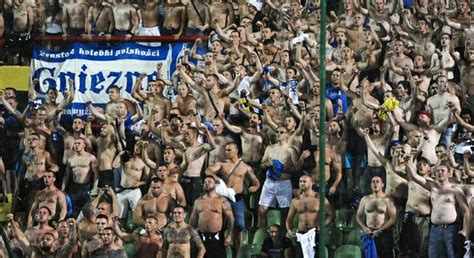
[0,66,30,91]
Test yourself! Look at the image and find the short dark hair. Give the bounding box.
[96,214,109,222]
[38,206,53,215]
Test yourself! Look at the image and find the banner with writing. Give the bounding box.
[31,42,188,120]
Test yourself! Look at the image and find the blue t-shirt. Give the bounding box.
[326,83,348,114]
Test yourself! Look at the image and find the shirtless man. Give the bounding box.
[25,206,58,246]
[385,39,414,84]
[27,171,67,228]
[162,206,206,258]
[133,178,175,229]
[189,176,234,258]
[209,0,233,29]
[133,70,170,122]
[62,0,88,37]
[183,0,210,35]
[151,165,186,206]
[221,112,265,168]
[16,133,58,215]
[85,0,114,39]
[137,0,161,44]
[179,67,239,122]
[360,128,408,209]
[258,126,298,230]
[395,110,451,165]
[426,75,460,145]
[112,141,150,221]
[163,146,185,182]
[181,127,214,207]
[206,142,260,256]
[356,176,397,258]
[109,0,138,39]
[162,0,185,38]
[5,0,34,64]
[207,117,234,165]
[61,117,92,165]
[64,137,99,217]
[407,161,470,258]
[81,214,109,257]
[91,227,127,258]
[399,156,432,258]
[171,82,198,116]
[114,215,163,258]
[86,122,117,188]
[286,175,334,258]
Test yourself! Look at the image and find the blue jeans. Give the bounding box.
[428,224,458,258]
[230,194,246,231]
[440,126,454,147]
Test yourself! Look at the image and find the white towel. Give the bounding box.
[296,228,317,258]
[215,179,236,202]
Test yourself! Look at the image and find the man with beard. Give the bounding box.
[134,178,175,229]
[91,227,127,258]
[113,215,163,258]
[190,175,234,258]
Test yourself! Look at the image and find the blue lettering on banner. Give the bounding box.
[32,41,207,120]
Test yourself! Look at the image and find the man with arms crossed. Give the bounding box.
[189,175,234,258]
[162,206,206,258]
[356,176,397,258]
[286,175,334,258]
[407,160,470,258]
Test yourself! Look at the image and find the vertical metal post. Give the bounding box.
[318,0,328,257]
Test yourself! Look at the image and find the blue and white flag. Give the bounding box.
[31,42,188,120]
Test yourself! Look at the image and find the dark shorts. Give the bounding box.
[67,181,91,216]
[399,212,430,257]
[98,170,114,188]
[373,228,395,258]
[68,28,85,36]
[180,176,202,209]
[114,29,131,35]
[199,231,226,258]
[7,33,32,56]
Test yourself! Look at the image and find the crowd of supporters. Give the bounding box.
[0,0,473,257]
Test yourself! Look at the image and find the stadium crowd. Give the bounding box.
[0,0,474,257]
